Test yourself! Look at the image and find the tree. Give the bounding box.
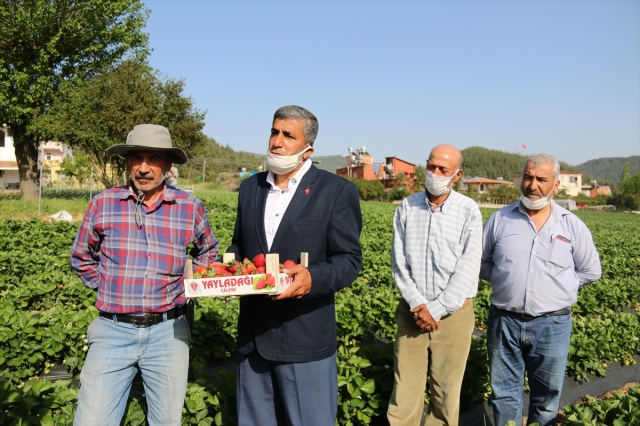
[0,0,149,199]
[610,173,640,210]
[350,178,385,201]
[414,165,425,191]
[621,162,631,184]
[32,60,206,188]
[620,173,640,196]
[60,151,91,188]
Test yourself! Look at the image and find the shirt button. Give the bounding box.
[144,273,148,278]
[530,269,533,272]
[281,191,284,194]
[275,214,279,217]
[532,251,535,254]
[143,295,146,299]
[148,253,151,257]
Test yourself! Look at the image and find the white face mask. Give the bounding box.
[425,169,458,196]
[519,184,556,210]
[266,146,311,175]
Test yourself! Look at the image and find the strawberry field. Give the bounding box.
[1,192,639,425]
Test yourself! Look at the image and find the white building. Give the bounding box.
[0,124,20,190]
[0,124,73,190]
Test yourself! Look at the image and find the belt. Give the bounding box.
[99,305,185,328]
[493,305,571,320]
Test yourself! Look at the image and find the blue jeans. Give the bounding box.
[73,315,191,426]
[487,306,572,426]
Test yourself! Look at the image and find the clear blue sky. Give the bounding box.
[144,0,640,167]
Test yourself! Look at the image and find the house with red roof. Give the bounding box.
[460,177,513,194]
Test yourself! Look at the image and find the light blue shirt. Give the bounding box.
[392,190,483,321]
[480,200,601,317]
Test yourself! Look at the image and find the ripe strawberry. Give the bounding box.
[194,266,207,274]
[241,266,251,275]
[211,262,227,275]
[247,263,257,272]
[255,267,265,274]
[266,274,275,288]
[283,260,296,269]
[253,253,266,268]
[226,260,240,273]
[255,279,266,290]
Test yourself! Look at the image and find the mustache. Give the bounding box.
[523,189,544,197]
[135,172,155,180]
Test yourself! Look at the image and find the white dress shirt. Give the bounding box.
[264,159,313,250]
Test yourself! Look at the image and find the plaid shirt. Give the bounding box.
[71,184,218,314]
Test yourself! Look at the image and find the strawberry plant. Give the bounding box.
[563,385,640,425]
[2,193,640,425]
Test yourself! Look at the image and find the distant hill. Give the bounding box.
[312,155,346,173]
[460,147,581,181]
[576,156,640,184]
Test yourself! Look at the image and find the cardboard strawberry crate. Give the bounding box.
[184,253,306,298]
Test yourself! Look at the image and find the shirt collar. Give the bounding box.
[119,183,174,203]
[266,158,312,190]
[514,199,568,218]
[424,189,455,212]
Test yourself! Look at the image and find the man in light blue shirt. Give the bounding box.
[388,144,482,426]
[480,153,601,426]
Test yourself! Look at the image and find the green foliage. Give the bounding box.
[610,193,640,210]
[337,346,380,425]
[577,155,640,185]
[621,162,632,184]
[1,195,640,424]
[571,193,610,206]
[59,151,92,188]
[0,379,78,425]
[349,178,386,201]
[460,146,591,184]
[609,174,640,209]
[620,174,640,196]
[0,0,150,198]
[461,146,528,180]
[563,385,640,425]
[0,192,90,220]
[414,165,426,191]
[33,60,207,188]
[187,138,264,177]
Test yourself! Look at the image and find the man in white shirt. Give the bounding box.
[228,105,362,426]
[387,144,482,426]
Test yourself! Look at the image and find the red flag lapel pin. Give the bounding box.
[304,188,310,195]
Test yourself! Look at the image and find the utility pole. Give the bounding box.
[37,159,43,216]
[202,160,206,184]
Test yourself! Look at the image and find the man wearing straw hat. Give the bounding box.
[71,124,218,425]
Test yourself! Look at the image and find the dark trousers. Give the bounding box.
[236,348,338,426]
